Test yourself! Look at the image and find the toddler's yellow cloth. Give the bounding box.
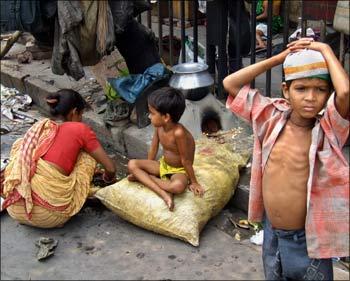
[159,156,186,180]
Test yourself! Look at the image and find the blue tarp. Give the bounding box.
[107,63,168,104]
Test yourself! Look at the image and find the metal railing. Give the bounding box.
[137,0,340,98]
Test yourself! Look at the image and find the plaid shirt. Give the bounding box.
[226,85,349,258]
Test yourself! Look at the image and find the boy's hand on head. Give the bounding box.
[275,47,292,64]
[189,182,205,197]
[287,38,330,53]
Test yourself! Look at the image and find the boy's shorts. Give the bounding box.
[262,216,333,280]
[159,156,186,180]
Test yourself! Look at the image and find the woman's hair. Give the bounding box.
[46,89,88,117]
[148,87,186,123]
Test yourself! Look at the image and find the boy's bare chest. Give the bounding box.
[266,124,312,171]
[158,130,178,152]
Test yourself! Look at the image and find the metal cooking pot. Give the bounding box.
[169,62,214,101]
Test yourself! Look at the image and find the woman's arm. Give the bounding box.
[288,40,349,118]
[223,48,290,98]
[148,128,159,160]
[89,147,116,180]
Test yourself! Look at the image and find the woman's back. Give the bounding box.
[42,122,100,175]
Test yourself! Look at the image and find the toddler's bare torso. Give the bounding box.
[158,124,195,168]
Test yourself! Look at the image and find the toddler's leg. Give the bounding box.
[127,159,174,211]
[151,174,188,195]
[149,174,188,211]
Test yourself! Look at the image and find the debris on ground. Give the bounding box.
[250,230,264,246]
[225,212,264,244]
[0,125,11,135]
[0,84,36,124]
[17,50,33,64]
[25,41,52,60]
[35,237,58,261]
[0,198,4,212]
[103,99,131,126]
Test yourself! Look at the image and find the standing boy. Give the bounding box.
[223,38,349,279]
[128,87,204,211]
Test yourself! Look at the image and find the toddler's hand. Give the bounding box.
[102,172,117,185]
[189,183,205,197]
[94,166,105,176]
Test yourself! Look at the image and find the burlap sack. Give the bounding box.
[95,136,250,246]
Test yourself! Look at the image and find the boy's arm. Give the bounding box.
[223,48,290,98]
[288,40,349,118]
[148,128,159,160]
[175,129,204,197]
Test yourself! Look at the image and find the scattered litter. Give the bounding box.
[35,237,58,261]
[103,99,131,126]
[1,159,9,210]
[229,217,251,230]
[0,125,11,135]
[228,217,238,228]
[248,221,263,232]
[0,198,4,212]
[1,158,9,170]
[237,219,250,229]
[234,232,241,241]
[17,50,33,64]
[1,85,36,124]
[250,230,264,245]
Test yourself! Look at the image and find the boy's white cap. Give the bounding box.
[283,49,330,81]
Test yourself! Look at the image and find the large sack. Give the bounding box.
[95,134,250,246]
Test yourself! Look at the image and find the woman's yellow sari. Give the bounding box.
[2,119,96,228]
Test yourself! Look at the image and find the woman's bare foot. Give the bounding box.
[127,174,137,182]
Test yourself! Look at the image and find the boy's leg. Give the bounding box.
[127,159,174,210]
[278,230,333,280]
[150,173,188,194]
[262,216,285,280]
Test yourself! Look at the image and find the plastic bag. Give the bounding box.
[250,230,264,245]
[95,136,249,246]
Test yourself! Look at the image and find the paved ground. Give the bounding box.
[0,99,264,280]
[1,87,349,280]
[1,17,349,280]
